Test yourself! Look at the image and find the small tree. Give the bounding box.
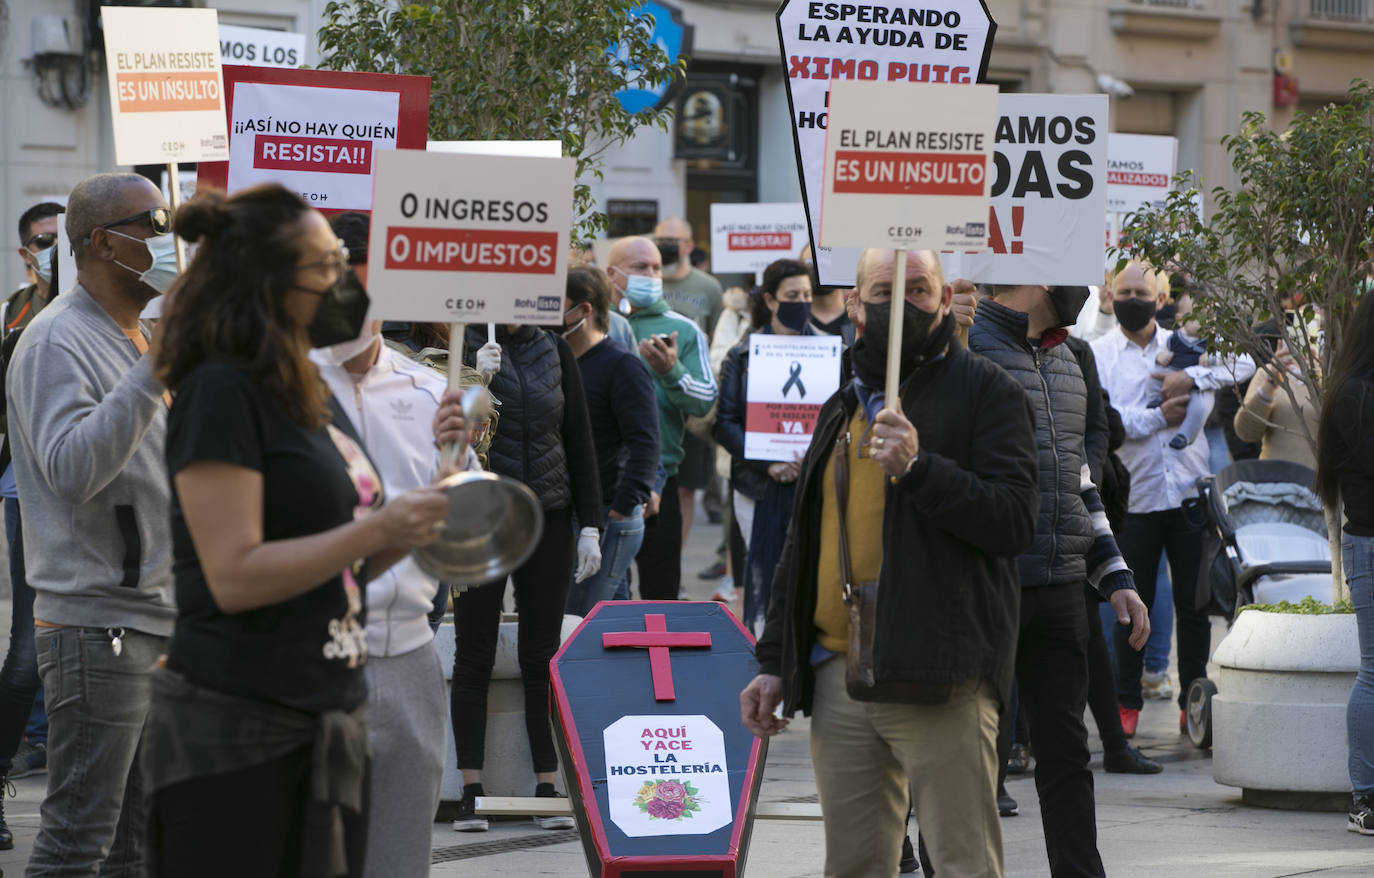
[1119,80,1374,602]
[316,0,684,242]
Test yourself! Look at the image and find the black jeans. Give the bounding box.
[635,474,682,600]
[1115,509,1209,711]
[451,506,574,774]
[149,747,368,878]
[0,497,41,773]
[1084,585,1128,753]
[1017,583,1104,878]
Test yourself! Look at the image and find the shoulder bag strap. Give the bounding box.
[833,427,854,604]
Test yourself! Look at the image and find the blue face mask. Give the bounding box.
[27,245,55,285]
[623,274,663,309]
[107,230,179,294]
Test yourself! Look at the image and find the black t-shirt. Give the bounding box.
[165,362,383,713]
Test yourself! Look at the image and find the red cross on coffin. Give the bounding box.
[601,613,712,701]
[549,601,768,878]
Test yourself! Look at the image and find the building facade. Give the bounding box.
[4,0,1373,288]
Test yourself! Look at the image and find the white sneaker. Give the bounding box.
[1142,671,1174,702]
[533,786,575,830]
[712,576,737,603]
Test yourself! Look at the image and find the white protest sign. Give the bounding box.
[228,82,400,211]
[744,334,844,462]
[937,94,1108,285]
[1106,133,1177,214]
[820,80,996,251]
[366,150,575,324]
[603,715,732,838]
[777,0,997,287]
[428,141,562,157]
[709,203,809,275]
[218,24,306,69]
[101,6,228,166]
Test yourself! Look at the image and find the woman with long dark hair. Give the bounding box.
[146,185,448,876]
[713,258,816,634]
[1315,289,1374,837]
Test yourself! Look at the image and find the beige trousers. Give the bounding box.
[809,658,1003,878]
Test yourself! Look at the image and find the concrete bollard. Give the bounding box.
[434,611,584,802]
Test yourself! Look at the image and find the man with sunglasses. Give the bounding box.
[7,173,177,876]
[0,202,67,851]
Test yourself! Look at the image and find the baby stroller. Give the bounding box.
[1185,459,1332,748]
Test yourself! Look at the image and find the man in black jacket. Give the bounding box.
[966,285,1150,878]
[740,248,1040,878]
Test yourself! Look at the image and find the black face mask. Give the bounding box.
[1047,286,1091,328]
[306,268,371,348]
[1154,302,1178,331]
[1114,297,1157,333]
[851,299,939,387]
[655,239,681,265]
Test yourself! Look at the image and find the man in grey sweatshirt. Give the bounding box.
[7,173,174,877]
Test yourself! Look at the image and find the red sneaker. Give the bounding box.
[1119,706,1139,738]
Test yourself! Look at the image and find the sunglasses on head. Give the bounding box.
[84,207,173,244]
[24,232,57,251]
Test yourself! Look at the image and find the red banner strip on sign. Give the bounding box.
[253,135,373,174]
[1107,171,1169,187]
[116,72,220,113]
[832,150,986,196]
[383,226,558,274]
[728,232,793,251]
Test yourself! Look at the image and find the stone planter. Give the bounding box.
[434,611,584,802]
[1211,609,1359,809]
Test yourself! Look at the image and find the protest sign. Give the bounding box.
[776,0,997,287]
[709,203,808,275]
[937,93,1108,286]
[218,24,306,69]
[551,602,767,878]
[428,141,562,157]
[820,80,996,251]
[198,66,430,213]
[744,334,843,462]
[101,6,228,165]
[1104,133,1177,250]
[365,150,575,325]
[1106,133,1177,214]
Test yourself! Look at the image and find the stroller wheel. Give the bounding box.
[1186,678,1218,749]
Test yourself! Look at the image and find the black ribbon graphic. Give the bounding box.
[782,361,805,399]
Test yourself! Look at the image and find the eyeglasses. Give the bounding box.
[24,232,56,252]
[297,238,350,274]
[84,207,173,244]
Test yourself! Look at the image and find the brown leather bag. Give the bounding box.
[832,427,952,705]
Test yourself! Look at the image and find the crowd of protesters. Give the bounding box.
[0,171,1370,878]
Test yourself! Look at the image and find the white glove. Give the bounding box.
[574,526,602,583]
[476,341,502,381]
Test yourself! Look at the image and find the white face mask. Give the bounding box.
[107,230,179,294]
[317,328,379,366]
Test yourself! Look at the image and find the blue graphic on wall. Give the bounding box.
[613,1,693,114]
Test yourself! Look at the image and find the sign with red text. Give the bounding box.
[198,66,430,212]
[777,0,997,287]
[1106,133,1177,214]
[101,6,228,165]
[366,150,575,323]
[709,203,808,274]
[604,715,731,838]
[745,334,843,462]
[938,93,1108,285]
[820,80,996,251]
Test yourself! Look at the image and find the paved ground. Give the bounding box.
[0,499,1371,875]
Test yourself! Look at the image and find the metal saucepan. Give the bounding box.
[412,470,544,585]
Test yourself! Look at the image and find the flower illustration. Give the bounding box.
[647,798,685,820]
[633,779,704,821]
[654,781,687,804]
